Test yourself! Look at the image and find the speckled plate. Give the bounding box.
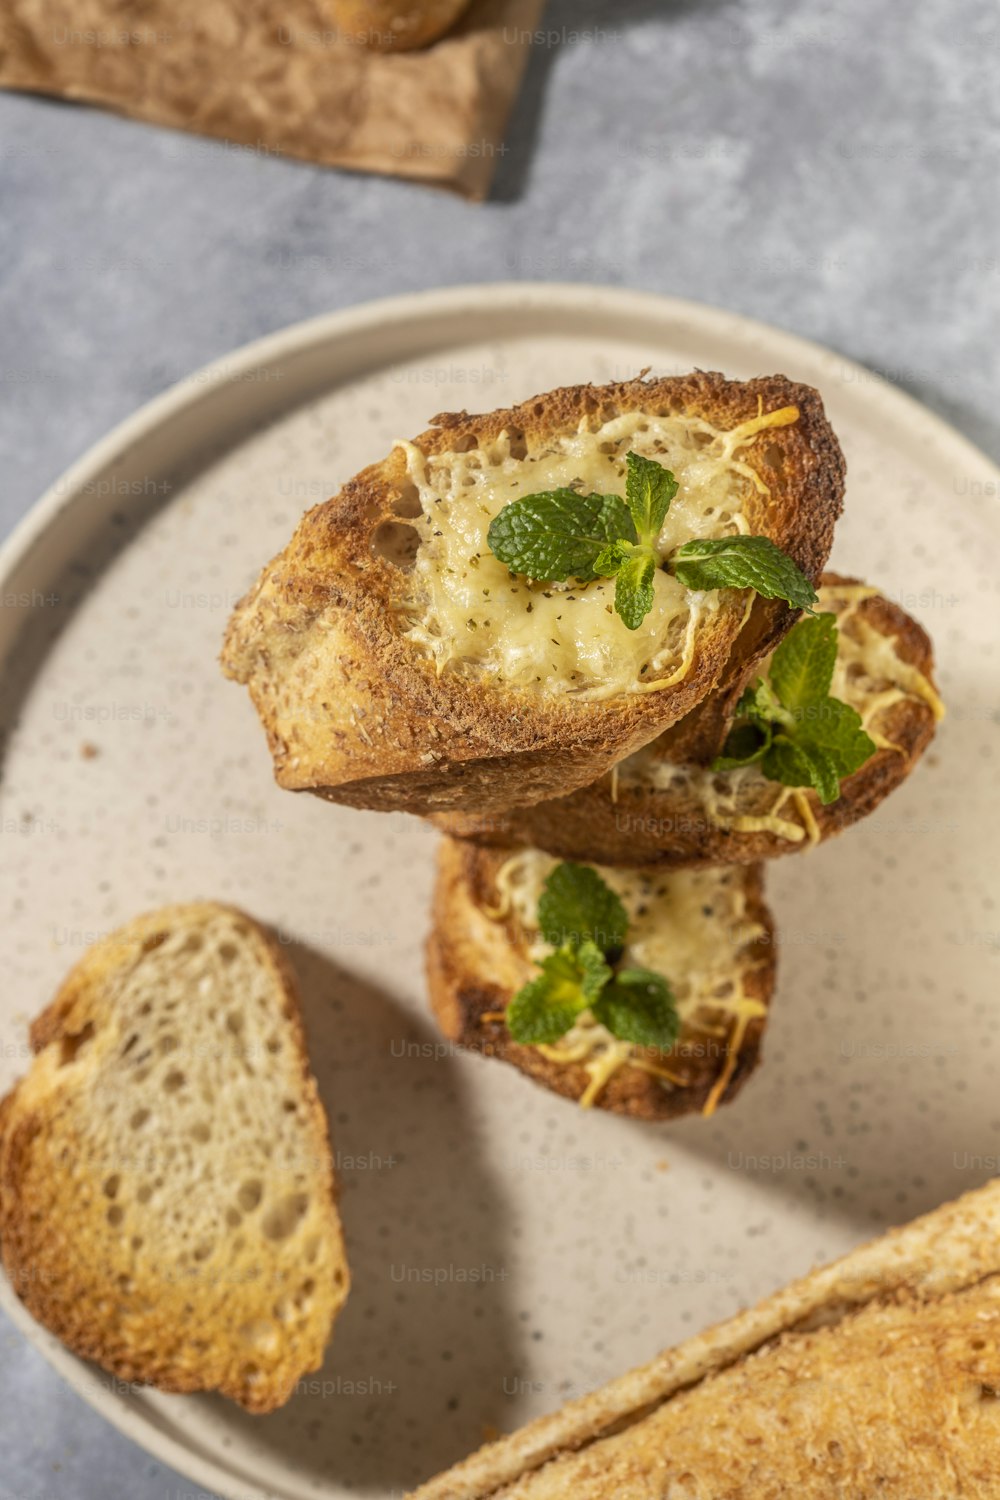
[1,285,998,1500]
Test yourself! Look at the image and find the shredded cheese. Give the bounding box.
[395,405,798,702]
[493,852,768,1109]
[624,580,943,843]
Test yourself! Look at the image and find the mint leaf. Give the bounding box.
[762,736,841,804]
[742,677,792,731]
[712,677,786,770]
[712,718,772,771]
[487,490,636,583]
[613,549,657,631]
[769,612,838,710]
[761,735,824,791]
[670,536,818,611]
[593,969,680,1050]
[624,452,677,541]
[594,538,634,575]
[715,612,876,805]
[795,697,877,778]
[576,939,614,1001]
[506,946,591,1044]
[537,862,628,957]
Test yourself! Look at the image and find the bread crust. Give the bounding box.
[0,902,349,1413]
[407,1179,1000,1500]
[426,839,776,1121]
[222,373,845,816]
[433,575,939,867]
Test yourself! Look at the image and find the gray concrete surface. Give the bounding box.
[1,0,998,1495]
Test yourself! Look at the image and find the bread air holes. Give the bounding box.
[58,1021,95,1066]
[103,1174,121,1199]
[261,1192,309,1241]
[239,1318,279,1353]
[163,1068,186,1094]
[237,1179,263,1213]
[391,480,423,519]
[370,520,420,572]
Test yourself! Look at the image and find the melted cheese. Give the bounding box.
[625,580,943,841]
[396,405,798,701]
[494,852,767,1108]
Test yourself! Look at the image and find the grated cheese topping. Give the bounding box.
[492,851,768,1109]
[395,405,798,701]
[624,580,944,842]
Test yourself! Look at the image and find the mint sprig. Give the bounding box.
[711,613,877,804]
[486,450,816,630]
[670,535,818,611]
[506,862,680,1051]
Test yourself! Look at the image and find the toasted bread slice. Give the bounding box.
[408,1178,1000,1500]
[0,903,349,1413]
[222,374,844,816]
[434,575,943,866]
[427,838,775,1120]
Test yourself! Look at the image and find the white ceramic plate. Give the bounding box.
[2,285,998,1500]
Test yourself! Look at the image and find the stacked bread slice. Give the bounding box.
[224,375,940,1119]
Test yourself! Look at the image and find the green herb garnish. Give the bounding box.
[506,861,680,1051]
[711,612,877,804]
[486,451,817,630]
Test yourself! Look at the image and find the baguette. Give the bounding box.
[222,374,844,817]
[0,903,349,1413]
[408,1178,1000,1500]
[427,838,775,1120]
[434,575,942,866]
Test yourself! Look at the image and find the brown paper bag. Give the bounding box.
[0,0,548,198]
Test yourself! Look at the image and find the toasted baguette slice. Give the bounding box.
[427,838,775,1120]
[0,903,349,1413]
[434,575,943,866]
[222,374,844,817]
[408,1178,1000,1500]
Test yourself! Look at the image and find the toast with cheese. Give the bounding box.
[427,838,775,1120]
[222,374,845,817]
[408,1177,1000,1500]
[435,575,942,866]
[0,903,349,1413]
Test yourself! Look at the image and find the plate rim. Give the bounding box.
[2,280,999,1500]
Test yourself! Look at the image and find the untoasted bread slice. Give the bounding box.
[0,903,349,1413]
[408,1178,1000,1500]
[434,575,942,866]
[427,838,775,1120]
[222,374,844,817]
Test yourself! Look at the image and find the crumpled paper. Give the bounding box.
[0,0,547,198]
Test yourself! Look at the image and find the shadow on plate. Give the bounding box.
[490,0,737,203]
[665,716,997,1238]
[208,942,525,1494]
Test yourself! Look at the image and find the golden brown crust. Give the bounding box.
[0,902,348,1413]
[433,575,939,867]
[222,373,845,816]
[407,1179,1000,1500]
[426,839,777,1121]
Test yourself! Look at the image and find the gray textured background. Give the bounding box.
[1,0,998,1495]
